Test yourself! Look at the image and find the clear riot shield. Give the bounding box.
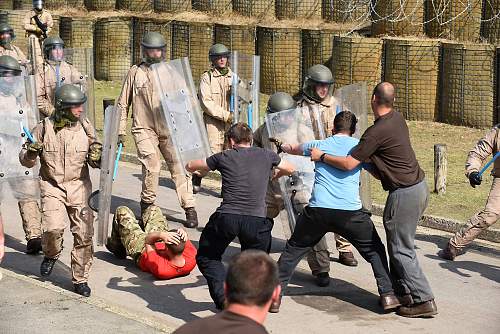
[333,82,371,210]
[95,105,120,246]
[65,48,96,129]
[266,107,316,232]
[0,74,39,202]
[150,57,211,173]
[28,36,39,75]
[230,52,260,129]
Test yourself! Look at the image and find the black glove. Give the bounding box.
[269,137,283,154]
[118,134,126,148]
[469,171,482,188]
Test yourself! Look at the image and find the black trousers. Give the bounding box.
[196,212,273,309]
[278,206,394,295]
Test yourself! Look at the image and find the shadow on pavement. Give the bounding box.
[286,271,384,317]
[425,254,500,284]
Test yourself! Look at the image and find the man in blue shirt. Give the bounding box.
[269,111,397,313]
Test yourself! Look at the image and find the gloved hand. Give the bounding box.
[87,142,102,168]
[26,142,43,155]
[227,113,233,124]
[269,137,283,154]
[469,171,482,188]
[118,134,126,147]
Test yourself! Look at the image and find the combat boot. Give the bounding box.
[192,174,202,194]
[315,272,330,287]
[40,257,57,276]
[74,282,91,297]
[439,242,459,261]
[26,237,42,255]
[184,207,199,228]
[338,251,358,267]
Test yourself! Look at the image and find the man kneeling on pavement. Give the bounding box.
[106,205,197,280]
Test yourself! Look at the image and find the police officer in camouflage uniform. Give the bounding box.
[441,125,500,260]
[0,55,42,254]
[0,24,28,66]
[36,36,85,118]
[253,92,334,287]
[298,64,358,268]
[20,84,100,297]
[117,32,199,228]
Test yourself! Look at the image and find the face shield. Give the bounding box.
[141,45,166,65]
[45,44,64,63]
[0,74,23,97]
[302,78,333,103]
[0,31,14,47]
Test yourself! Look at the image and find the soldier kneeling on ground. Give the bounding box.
[106,205,197,280]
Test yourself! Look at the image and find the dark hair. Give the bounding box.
[166,229,186,255]
[226,122,253,145]
[372,82,395,108]
[225,250,279,307]
[334,110,357,135]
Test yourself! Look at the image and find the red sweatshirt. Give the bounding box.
[138,240,197,279]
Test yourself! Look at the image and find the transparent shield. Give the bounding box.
[96,105,120,246]
[230,52,261,129]
[28,36,38,75]
[151,58,211,173]
[65,48,96,130]
[265,107,315,232]
[333,82,371,210]
[0,75,40,201]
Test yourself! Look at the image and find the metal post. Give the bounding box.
[434,144,447,194]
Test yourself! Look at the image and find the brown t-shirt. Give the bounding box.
[351,110,425,191]
[173,311,268,334]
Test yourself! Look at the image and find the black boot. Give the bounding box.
[40,257,57,277]
[74,282,91,297]
[192,174,202,194]
[184,207,199,228]
[315,272,330,287]
[26,237,42,255]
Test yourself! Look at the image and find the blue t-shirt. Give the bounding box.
[303,135,362,210]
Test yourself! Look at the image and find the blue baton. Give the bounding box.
[22,124,36,143]
[112,143,123,181]
[478,152,500,177]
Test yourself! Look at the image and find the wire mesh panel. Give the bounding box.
[302,29,342,80]
[331,36,382,109]
[171,21,213,86]
[425,0,482,42]
[192,0,232,14]
[94,17,132,81]
[44,0,67,9]
[440,42,495,128]
[0,1,14,9]
[371,0,425,36]
[383,38,440,121]
[0,11,9,24]
[117,0,153,11]
[257,27,301,95]
[275,0,322,20]
[60,17,94,49]
[7,10,29,54]
[322,0,370,23]
[481,0,500,45]
[84,0,116,10]
[67,0,85,8]
[154,0,190,12]
[496,47,499,124]
[214,24,256,56]
[133,18,172,65]
[233,0,275,18]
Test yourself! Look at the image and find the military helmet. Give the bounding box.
[303,64,334,103]
[0,55,22,77]
[141,32,166,49]
[33,0,43,10]
[209,43,230,58]
[43,36,64,61]
[266,92,297,114]
[0,23,15,39]
[55,84,86,110]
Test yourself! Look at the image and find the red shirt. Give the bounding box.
[138,240,197,279]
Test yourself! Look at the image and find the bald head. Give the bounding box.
[372,82,395,108]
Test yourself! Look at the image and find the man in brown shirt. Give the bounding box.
[173,250,279,334]
[309,82,436,318]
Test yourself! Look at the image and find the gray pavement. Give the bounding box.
[1,162,499,334]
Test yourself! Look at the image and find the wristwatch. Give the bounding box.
[320,153,326,162]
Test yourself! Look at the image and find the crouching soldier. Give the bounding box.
[20,84,100,297]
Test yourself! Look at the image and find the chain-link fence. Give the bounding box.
[322,0,370,24]
[192,0,232,15]
[372,0,425,36]
[117,0,153,12]
[84,0,116,10]
[233,0,275,18]
[60,16,94,48]
[94,17,132,81]
[257,26,301,95]
[67,0,85,8]
[440,42,495,128]
[0,11,8,23]
[153,0,190,13]
[0,1,14,9]
[383,38,440,121]
[481,0,500,45]
[7,10,29,54]
[275,0,321,20]
[302,29,343,80]
[171,21,214,85]
[214,24,256,56]
[133,18,172,65]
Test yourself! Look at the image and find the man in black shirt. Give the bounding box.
[309,82,436,318]
[186,122,295,310]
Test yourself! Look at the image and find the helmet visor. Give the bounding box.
[141,46,166,64]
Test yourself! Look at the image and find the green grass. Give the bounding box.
[93,81,493,225]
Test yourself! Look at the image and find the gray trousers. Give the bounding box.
[383,180,434,303]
